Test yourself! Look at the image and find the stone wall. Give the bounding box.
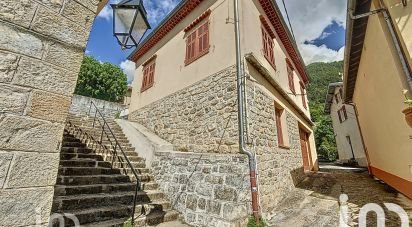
[129,66,239,154]
[130,67,307,218]
[151,151,250,227]
[245,80,306,213]
[70,94,126,118]
[0,1,98,225]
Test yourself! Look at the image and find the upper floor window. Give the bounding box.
[286,59,295,95]
[260,16,276,68]
[185,20,210,65]
[300,82,307,109]
[141,56,156,92]
[337,105,348,123]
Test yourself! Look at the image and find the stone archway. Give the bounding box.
[0,0,107,225]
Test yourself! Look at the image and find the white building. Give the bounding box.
[324,82,368,167]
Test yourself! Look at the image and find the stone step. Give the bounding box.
[52,192,134,211]
[56,175,131,185]
[61,147,95,154]
[60,153,104,161]
[63,137,81,143]
[51,205,130,226]
[80,217,127,227]
[112,161,146,169]
[54,182,159,196]
[135,210,180,226]
[58,167,121,176]
[53,190,165,211]
[54,183,135,196]
[62,142,87,148]
[60,160,112,168]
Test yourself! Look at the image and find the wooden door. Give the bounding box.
[299,128,313,171]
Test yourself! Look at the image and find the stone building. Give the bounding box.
[344,0,412,198]
[0,0,107,226]
[324,82,368,167]
[126,0,318,224]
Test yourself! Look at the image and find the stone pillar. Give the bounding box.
[0,1,99,225]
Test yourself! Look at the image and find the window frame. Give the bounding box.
[184,20,210,66]
[141,56,156,92]
[275,105,289,149]
[300,82,307,109]
[286,59,296,95]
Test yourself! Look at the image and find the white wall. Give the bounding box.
[330,87,368,166]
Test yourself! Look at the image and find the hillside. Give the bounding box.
[306,61,343,161]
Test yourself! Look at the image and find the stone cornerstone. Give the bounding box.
[129,66,306,220]
[0,1,99,225]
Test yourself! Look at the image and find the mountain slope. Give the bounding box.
[306,61,343,161]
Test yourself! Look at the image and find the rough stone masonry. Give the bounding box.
[129,65,307,223]
[0,1,98,225]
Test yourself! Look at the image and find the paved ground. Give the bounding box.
[155,220,191,227]
[267,164,412,226]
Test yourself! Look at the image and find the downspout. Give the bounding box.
[347,103,372,174]
[349,1,412,91]
[378,0,412,91]
[233,0,260,223]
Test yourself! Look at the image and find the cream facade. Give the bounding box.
[325,83,368,167]
[127,0,318,223]
[344,0,412,198]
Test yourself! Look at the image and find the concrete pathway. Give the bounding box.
[155,220,191,227]
[267,165,412,226]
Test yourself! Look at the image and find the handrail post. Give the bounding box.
[100,123,105,144]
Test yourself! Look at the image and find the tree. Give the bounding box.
[75,56,128,102]
[306,61,343,161]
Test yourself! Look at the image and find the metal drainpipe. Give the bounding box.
[378,0,412,91]
[350,1,412,91]
[233,0,260,223]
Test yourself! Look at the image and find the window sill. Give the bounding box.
[278,144,290,150]
[185,49,210,66]
[140,83,154,93]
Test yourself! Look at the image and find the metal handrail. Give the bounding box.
[87,100,141,225]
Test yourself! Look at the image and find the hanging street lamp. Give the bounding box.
[111,0,151,49]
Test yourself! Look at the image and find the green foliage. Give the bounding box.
[247,216,267,227]
[75,56,128,102]
[122,219,132,227]
[306,61,343,161]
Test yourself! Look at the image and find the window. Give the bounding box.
[261,25,275,67]
[275,105,289,148]
[335,94,339,104]
[141,57,156,92]
[185,21,209,65]
[300,82,307,109]
[337,105,348,123]
[286,59,295,94]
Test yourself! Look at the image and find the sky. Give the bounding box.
[86,0,347,84]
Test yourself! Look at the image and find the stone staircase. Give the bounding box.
[50,114,179,226]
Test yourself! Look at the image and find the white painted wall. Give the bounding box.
[330,86,368,166]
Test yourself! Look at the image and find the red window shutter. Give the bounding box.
[287,61,295,94]
[275,108,284,146]
[261,26,275,67]
[198,22,209,54]
[300,84,307,109]
[141,60,156,92]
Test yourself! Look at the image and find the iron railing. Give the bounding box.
[82,100,141,225]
